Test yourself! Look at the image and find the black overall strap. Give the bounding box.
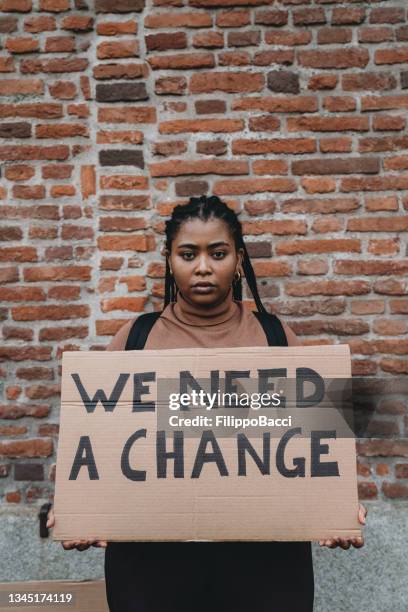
[253,311,288,347]
[125,311,162,351]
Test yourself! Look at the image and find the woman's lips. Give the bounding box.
[192,283,216,293]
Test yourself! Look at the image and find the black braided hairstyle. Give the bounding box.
[163,195,267,313]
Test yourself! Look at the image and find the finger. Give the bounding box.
[91,541,107,548]
[358,503,367,524]
[62,541,77,550]
[338,538,351,550]
[46,510,55,528]
[351,537,364,549]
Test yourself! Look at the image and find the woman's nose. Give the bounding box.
[195,254,212,273]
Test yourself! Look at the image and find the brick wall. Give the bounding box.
[0,0,408,507]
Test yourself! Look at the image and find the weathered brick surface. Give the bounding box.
[0,0,408,505]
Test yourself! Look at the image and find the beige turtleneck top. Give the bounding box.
[106,288,300,351]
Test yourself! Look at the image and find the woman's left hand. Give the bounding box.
[319,503,367,550]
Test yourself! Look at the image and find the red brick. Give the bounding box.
[0,79,43,95]
[148,52,215,70]
[285,280,370,297]
[4,164,35,181]
[281,197,359,215]
[97,20,136,35]
[23,266,91,282]
[97,130,143,145]
[39,326,87,341]
[382,482,408,499]
[21,58,87,73]
[0,247,37,262]
[254,9,288,26]
[101,297,147,313]
[361,94,408,111]
[370,7,405,25]
[97,235,153,252]
[25,384,60,399]
[317,26,353,45]
[374,279,407,296]
[24,15,56,32]
[301,177,335,194]
[98,106,156,124]
[0,57,15,73]
[16,366,54,380]
[29,226,58,240]
[252,261,292,277]
[297,259,328,276]
[216,10,249,27]
[288,116,369,132]
[308,74,337,91]
[342,72,397,91]
[159,118,243,134]
[0,438,53,458]
[0,266,19,283]
[12,304,89,321]
[358,482,377,500]
[190,71,264,94]
[358,26,393,44]
[299,48,369,69]
[334,260,408,276]
[277,239,361,256]
[97,40,138,60]
[149,159,247,177]
[368,239,399,256]
[252,160,288,175]
[243,219,306,236]
[48,286,81,301]
[312,217,342,233]
[390,300,408,314]
[373,319,407,336]
[5,36,39,53]
[214,178,296,195]
[341,175,408,192]
[291,319,369,336]
[61,14,94,31]
[293,7,325,25]
[0,403,50,418]
[332,7,365,25]
[232,138,315,155]
[0,286,45,301]
[347,216,408,232]
[93,62,147,80]
[194,31,223,49]
[144,12,212,28]
[380,359,408,375]
[231,96,317,113]
[351,300,385,316]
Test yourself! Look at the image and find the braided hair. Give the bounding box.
[163,195,266,313]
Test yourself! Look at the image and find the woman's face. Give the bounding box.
[166,217,244,308]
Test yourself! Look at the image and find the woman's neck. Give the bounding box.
[172,288,238,326]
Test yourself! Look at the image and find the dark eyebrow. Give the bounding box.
[177,241,231,249]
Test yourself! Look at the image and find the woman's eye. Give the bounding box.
[213,251,226,259]
[181,252,194,260]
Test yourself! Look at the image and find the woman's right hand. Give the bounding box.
[46,507,107,551]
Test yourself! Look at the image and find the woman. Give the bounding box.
[48,195,367,611]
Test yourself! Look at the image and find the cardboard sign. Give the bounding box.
[53,345,361,542]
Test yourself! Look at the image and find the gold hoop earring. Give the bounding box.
[233,271,241,283]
